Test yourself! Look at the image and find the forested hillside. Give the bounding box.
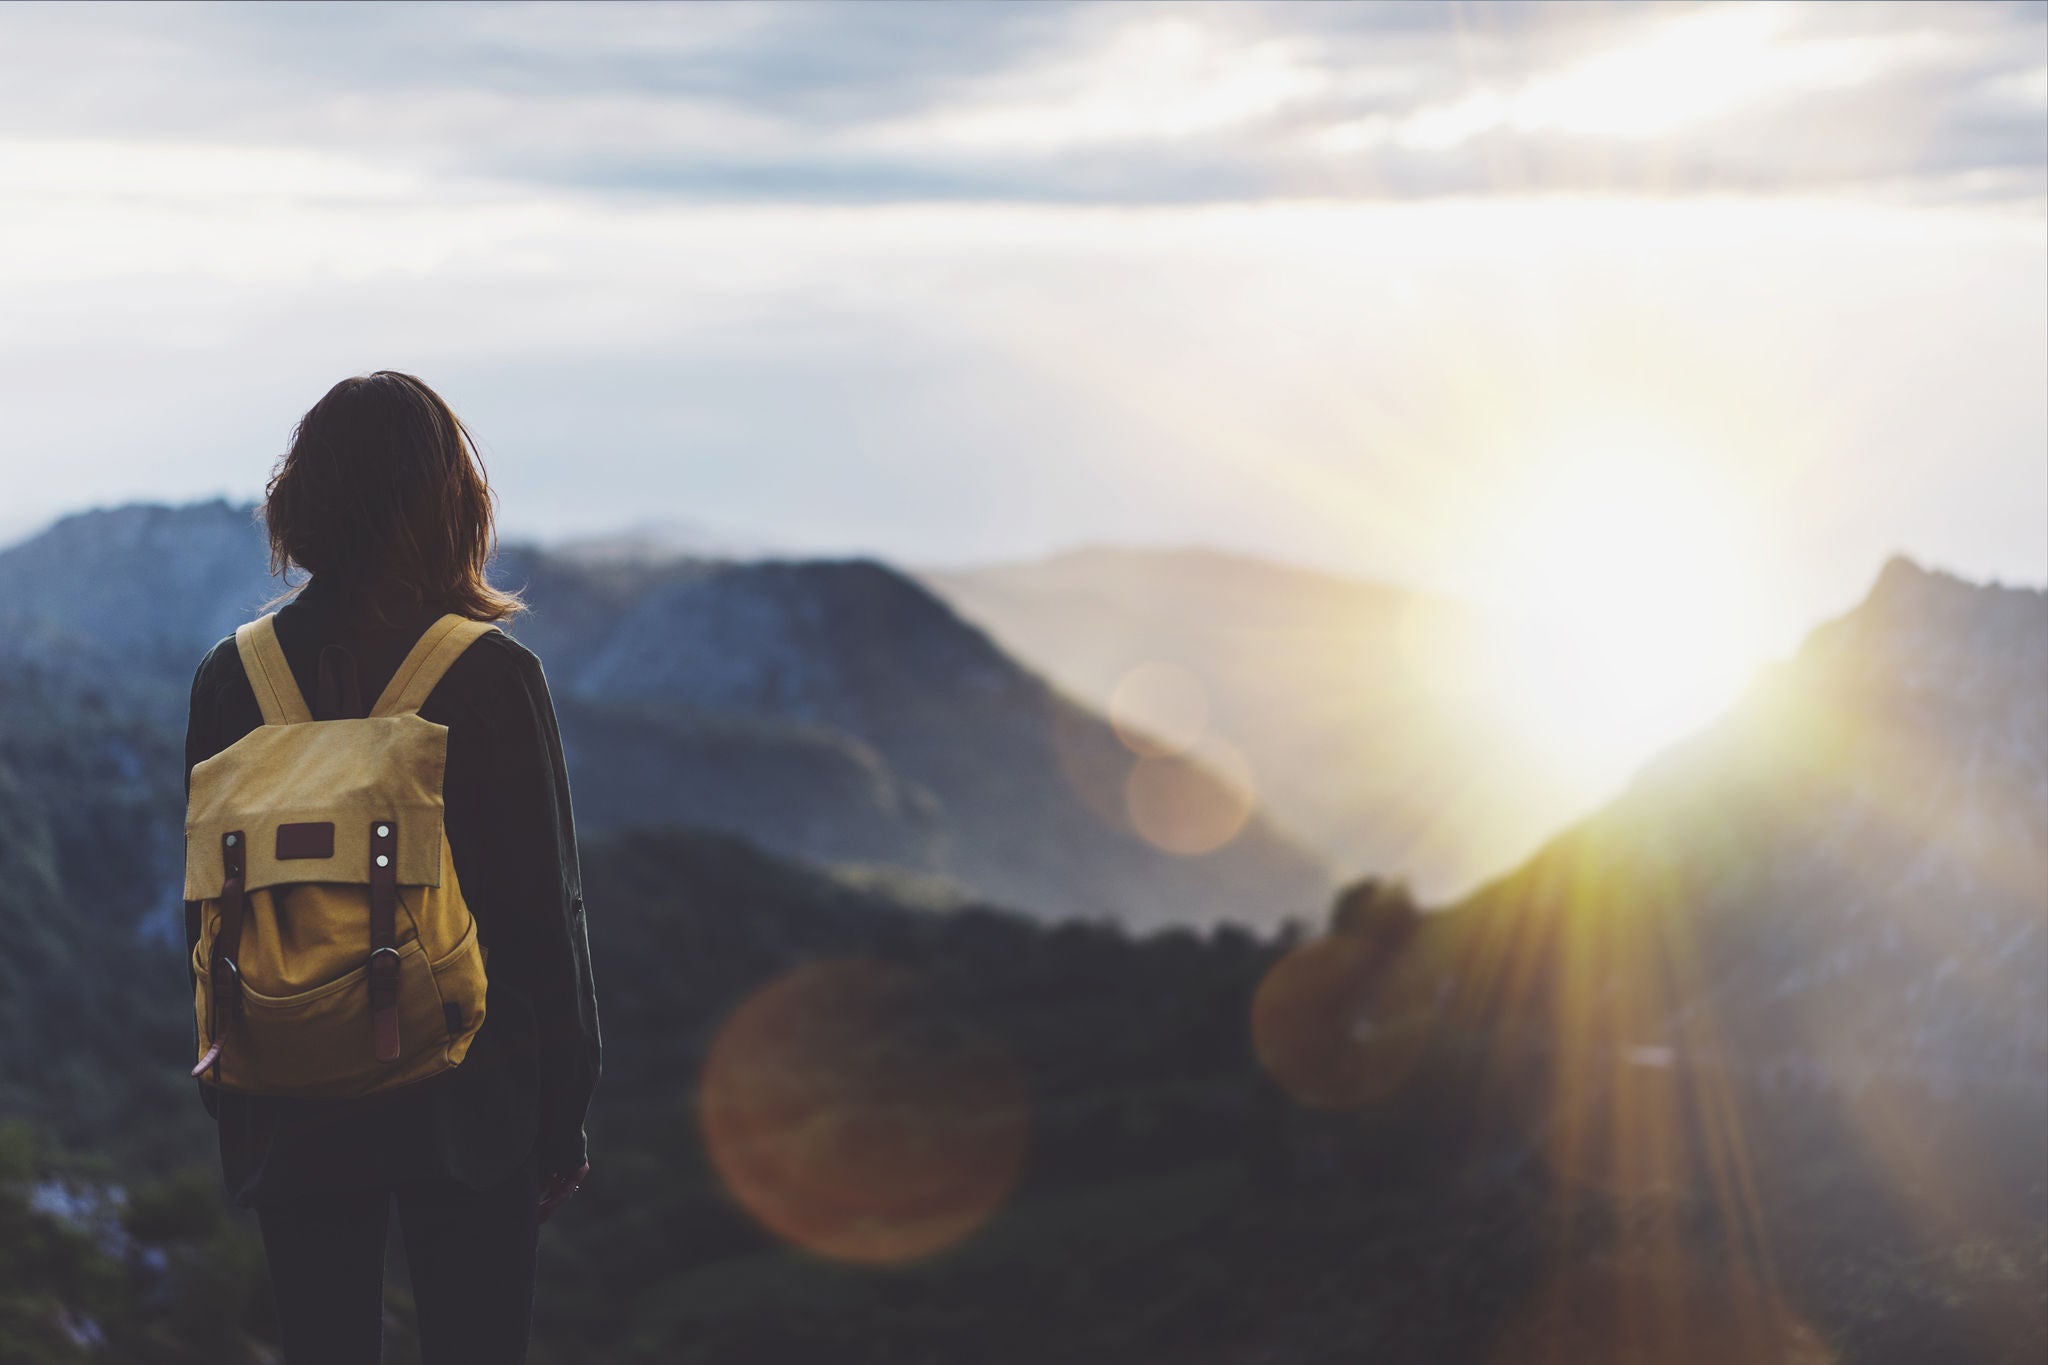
[5,826,2039,1363]
[0,503,1332,931]
[0,509,2040,1363]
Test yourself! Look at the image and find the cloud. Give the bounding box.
[0,1,2039,206]
[0,1,2038,627]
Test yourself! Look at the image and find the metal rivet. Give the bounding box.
[376,855,389,868]
[225,834,236,846]
[377,825,389,839]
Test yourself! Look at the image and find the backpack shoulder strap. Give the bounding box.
[233,613,314,726]
[369,614,503,718]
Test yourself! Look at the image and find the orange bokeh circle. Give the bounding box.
[699,957,1030,1265]
[1125,739,1257,856]
[1251,932,1441,1110]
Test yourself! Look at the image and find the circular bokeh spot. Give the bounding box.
[700,958,1029,1265]
[1124,736,1257,856]
[1109,661,1209,758]
[1251,931,1441,1109]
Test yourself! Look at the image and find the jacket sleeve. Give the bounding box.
[183,647,222,1121]
[467,644,602,1177]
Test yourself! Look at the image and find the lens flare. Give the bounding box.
[1108,660,1209,757]
[1490,1257,1834,1365]
[1124,736,1256,856]
[1252,929,1442,1110]
[1393,596,1495,700]
[1460,428,1775,802]
[699,958,1030,1265]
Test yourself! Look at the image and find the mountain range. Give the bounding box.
[924,544,2047,1099]
[0,500,2041,1362]
[1444,555,2046,1090]
[921,545,1616,900]
[0,501,1333,931]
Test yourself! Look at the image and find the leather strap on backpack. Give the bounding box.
[369,820,402,1063]
[191,829,247,1079]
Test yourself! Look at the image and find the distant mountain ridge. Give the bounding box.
[919,545,1595,899]
[2,510,2042,1362]
[0,501,275,685]
[0,501,1333,929]
[1442,554,2048,1090]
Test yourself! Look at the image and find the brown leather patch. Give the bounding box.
[275,822,335,860]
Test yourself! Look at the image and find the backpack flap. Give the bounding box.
[183,715,449,899]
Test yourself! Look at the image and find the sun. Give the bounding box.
[1460,426,1772,801]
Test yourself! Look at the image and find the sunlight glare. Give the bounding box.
[1399,4,1891,150]
[1466,427,1771,797]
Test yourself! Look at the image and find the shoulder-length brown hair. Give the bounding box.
[264,371,522,623]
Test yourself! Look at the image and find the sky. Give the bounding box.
[1,0,2043,663]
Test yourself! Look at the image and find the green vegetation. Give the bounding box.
[1,812,2041,1362]
[0,1122,274,1364]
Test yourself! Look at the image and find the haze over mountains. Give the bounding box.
[1,498,2042,1361]
[1442,554,2047,1086]
[923,546,1595,901]
[0,501,1332,931]
[3,500,2040,945]
[1395,555,2048,1352]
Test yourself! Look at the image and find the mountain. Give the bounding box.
[1413,555,2048,1281]
[0,503,1333,929]
[1444,555,2047,1084]
[505,545,1335,926]
[0,501,276,718]
[917,546,1594,901]
[13,820,2034,1364]
[3,521,2042,1363]
[0,826,1525,1365]
[0,670,196,1156]
[543,518,775,565]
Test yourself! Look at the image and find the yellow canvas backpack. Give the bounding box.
[185,611,495,1099]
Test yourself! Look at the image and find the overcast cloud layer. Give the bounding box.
[5,1,2043,205]
[0,1,2042,657]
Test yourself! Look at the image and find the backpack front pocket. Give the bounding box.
[422,914,488,1065]
[224,937,441,1097]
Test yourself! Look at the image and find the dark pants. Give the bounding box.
[255,1153,539,1365]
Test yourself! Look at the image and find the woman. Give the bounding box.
[181,371,601,1364]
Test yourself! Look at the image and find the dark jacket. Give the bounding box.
[182,574,601,1207]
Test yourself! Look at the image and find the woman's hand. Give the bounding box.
[538,1162,590,1223]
